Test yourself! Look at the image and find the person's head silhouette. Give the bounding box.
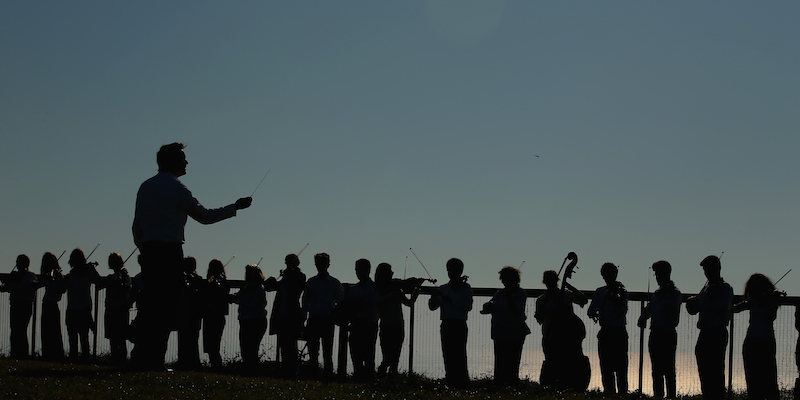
[375,263,393,284]
[40,252,59,275]
[355,258,371,282]
[314,253,330,276]
[542,270,559,290]
[15,254,30,271]
[109,253,124,272]
[207,259,226,281]
[652,260,672,287]
[600,263,618,285]
[157,142,188,177]
[446,258,464,282]
[700,255,722,281]
[499,266,521,288]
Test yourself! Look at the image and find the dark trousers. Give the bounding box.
[598,326,628,394]
[306,314,336,375]
[743,336,779,400]
[239,317,267,367]
[349,319,378,380]
[41,301,65,361]
[649,328,677,398]
[105,308,130,364]
[203,314,226,368]
[131,241,183,370]
[494,335,525,384]
[378,322,404,376]
[278,330,300,378]
[10,301,33,359]
[178,321,201,369]
[66,308,92,360]
[441,319,469,387]
[696,327,728,400]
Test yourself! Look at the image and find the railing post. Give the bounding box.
[639,298,645,393]
[727,314,734,399]
[93,284,100,359]
[276,335,281,364]
[337,284,349,378]
[408,298,415,375]
[337,324,348,378]
[31,289,38,357]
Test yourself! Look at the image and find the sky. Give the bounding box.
[1,1,799,294]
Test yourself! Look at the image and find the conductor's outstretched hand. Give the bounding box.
[235,197,253,210]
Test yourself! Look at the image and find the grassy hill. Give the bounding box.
[0,357,747,400]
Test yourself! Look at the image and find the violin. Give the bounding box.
[383,277,435,294]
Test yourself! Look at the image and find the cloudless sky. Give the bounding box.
[2,1,799,295]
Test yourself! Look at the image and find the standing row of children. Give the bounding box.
[0,249,472,383]
[1,250,793,400]
[536,254,788,400]
[0,250,132,363]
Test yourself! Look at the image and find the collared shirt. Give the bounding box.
[429,281,473,321]
[303,274,344,316]
[132,172,237,245]
[587,283,628,327]
[646,284,682,330]
[347,278,378,323]
[696,280,733,329]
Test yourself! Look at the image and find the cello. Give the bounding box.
[540,252,591,391]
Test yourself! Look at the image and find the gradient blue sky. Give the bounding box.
[2,1,798,294]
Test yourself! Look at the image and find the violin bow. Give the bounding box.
[409,247,437,284]
[774,269,792,286]
[123,248,138,264]
[297,243,310,257]
[223,256,235,267]
[85,243,101,261]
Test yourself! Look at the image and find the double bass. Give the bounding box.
[539,252,591,391]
